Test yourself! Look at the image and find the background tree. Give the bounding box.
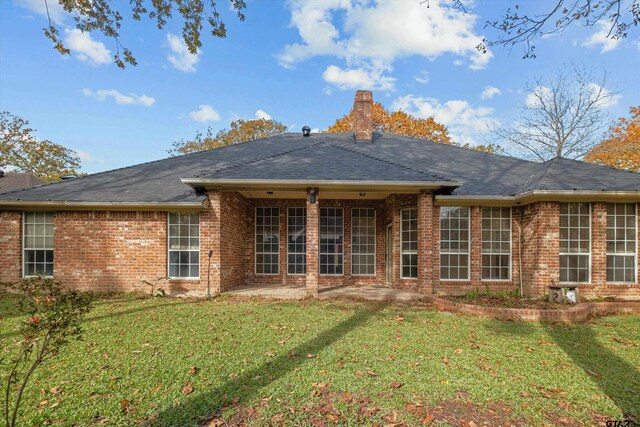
[41,0,246,68]
[0,112,81,182]
[326,101,453,145]
[169,118,288,156]
[489,68,617,161]
[462,143,505,155]
[585,106,640,172]
[448,0,639,58]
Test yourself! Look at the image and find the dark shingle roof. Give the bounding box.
[0,132,638,204]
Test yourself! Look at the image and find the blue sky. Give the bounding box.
[1,0,639,174]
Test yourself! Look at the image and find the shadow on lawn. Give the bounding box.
[152,301,388,426]
[546,323,640,422]
[485,318,640,422]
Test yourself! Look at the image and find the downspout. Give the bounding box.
[515,208,524,298]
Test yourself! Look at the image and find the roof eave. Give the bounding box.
[0,200,207,211]
[180,178,463,193]
[436,190,640,206]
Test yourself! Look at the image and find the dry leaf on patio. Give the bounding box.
[182,382,194,396]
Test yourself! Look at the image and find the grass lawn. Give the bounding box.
[1,294,639,426]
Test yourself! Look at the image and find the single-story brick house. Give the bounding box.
[1,91,639,299]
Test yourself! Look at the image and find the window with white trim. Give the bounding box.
[481,207,511,280]
[559,203,590,283]
[440,207,470,280]
[287,207,306,275]
[352,208,375,276]
[256,207,280,274]
[168,213,200,278]
[400,208,417,279]
[606,203,637,283]
[320,207,343,275]
[23,211,54,277]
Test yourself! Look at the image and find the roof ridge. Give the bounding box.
[191,139,326,178]
[516,160,555,193]
[330,141,451,181]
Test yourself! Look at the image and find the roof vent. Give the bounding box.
[302,126,311,137]
[0,170,4,178]
[60,175,77,180]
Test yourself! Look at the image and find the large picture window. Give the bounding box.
[400,209,418,279]
[287,207,306,275]
[352,208,376,276]
[168,213,200,278]
[256,207,280,275]
[481,207,511,280]
[440,207,470,280]
[607,203,637,283]
[23,211,54,277]
[320,207,343,275]
[559,203,590,283]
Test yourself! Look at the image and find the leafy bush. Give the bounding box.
[1,277,93,427]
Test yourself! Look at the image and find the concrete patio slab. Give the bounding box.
[224,284,427,302]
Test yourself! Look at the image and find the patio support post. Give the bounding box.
[306,188,319,297]
[417,190,434,294]
[203,189,222,296]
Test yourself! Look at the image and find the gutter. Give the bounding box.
[0,200,206,211]
[436,190,640,206]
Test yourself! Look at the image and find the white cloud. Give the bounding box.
[73,149,104,164]
[82,88,156,106]
[526,83,620,110]
[15,0,67,24]
[392,95,498,145]
[525,85,553,108]
[481,86,501,100]
[166,33,200,72]
[255,109,272,120]
[414,71,430,85]
[64,28,111,66]
[279,0,491,90]
[322,65,395,91]
[188,105,221,122]
[587,83,621,108]
[582,21,621,53]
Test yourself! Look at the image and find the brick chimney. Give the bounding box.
[353,90,373,142]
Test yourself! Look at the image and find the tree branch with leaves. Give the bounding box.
[586,106,640,172]
[0,112,81,182]
[41,0,246,68]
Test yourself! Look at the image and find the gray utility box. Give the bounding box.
[548,286,579,304]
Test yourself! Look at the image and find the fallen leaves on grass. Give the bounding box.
[182,382,194,396]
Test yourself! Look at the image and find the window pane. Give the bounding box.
[168,212,200,278]
[320,207,343,275]
[559,203,591,283]
[287,207,306,274]
[352,208,376,276]
[606,203,636,283]
[481,207,511,280]
[256,207,280,275]
[440,207,470,280]
[400,209,417,278]
[23,212,54,277]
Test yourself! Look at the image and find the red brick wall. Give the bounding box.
[54,211,167,292]
[0,211,22,283]
[219,191,248,291]
[520,202,560,297]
